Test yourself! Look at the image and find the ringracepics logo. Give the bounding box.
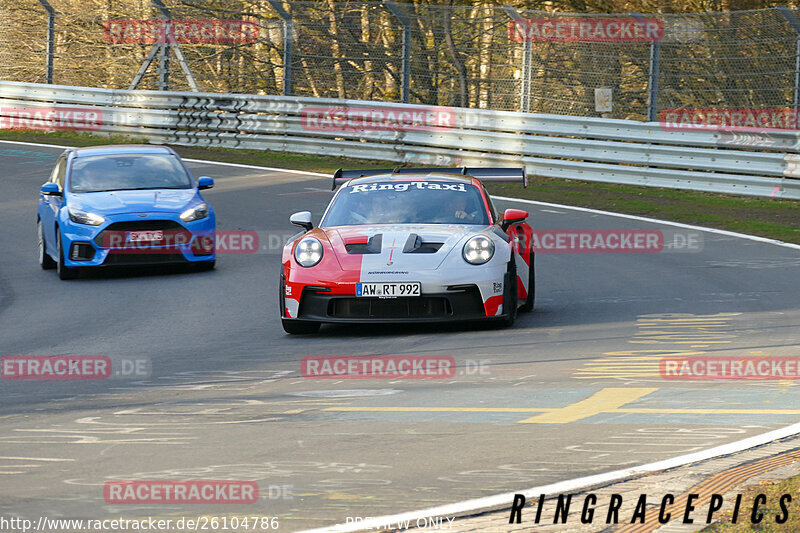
[508,18,663,42]
[104,481,258,504]
[1,356,151,379]
[301,355,456,379]
[0,107,102,132]
[509,492,793,526]
[659,108,800,133]
[661,356,800,380]
[104,19,259,44]
[300,106,456,132]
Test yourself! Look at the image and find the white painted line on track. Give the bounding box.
[0,139,71,149]
[493,195,800,251]
[0,139,329,177]
[299,421,800,533]
[5,138,800,530]
[4,139,796,250]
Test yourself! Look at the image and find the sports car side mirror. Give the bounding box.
[41,182,62,196]
[290,211,313,231]
[500,208,528,231]
[197,176,214,190]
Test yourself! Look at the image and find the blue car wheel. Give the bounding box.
[38,220,56,270]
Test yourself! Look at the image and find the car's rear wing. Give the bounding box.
[331,167,528,190]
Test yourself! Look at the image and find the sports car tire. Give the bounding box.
[56,230,78,280]
[191,260,216,272]
[282,319,321,335]
[520,251,535,312]
[498,264,517,327]
[38,220,56,270]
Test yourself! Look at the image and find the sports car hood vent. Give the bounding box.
[328,225,479,271]
[403,234,443,254]
[345,234,382,254]
[343,233,443,255]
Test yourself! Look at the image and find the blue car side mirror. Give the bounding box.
[197,177,214,190]
[41,182,62,196]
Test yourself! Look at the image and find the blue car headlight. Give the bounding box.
[180,203,209,222]
[463,235,495,265]
[68,208,105,226]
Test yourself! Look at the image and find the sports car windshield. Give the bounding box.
[322,181,490,226]
[69,154,193,193]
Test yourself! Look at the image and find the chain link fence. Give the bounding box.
[1,1,800,122]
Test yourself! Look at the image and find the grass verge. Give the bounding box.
[702,475,799,531]
[2,130,798,244]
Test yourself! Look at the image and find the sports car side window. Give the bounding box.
[51,157,67,190]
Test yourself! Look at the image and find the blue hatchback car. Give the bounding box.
[37,145,216,279]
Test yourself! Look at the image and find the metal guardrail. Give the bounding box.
[1,81,799,199]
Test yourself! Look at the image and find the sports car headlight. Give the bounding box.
[68,208,105,226]
[463,235,495,265]
[180,203,209,222]
[294,237,323,267]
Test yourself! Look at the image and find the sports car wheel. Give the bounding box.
[520,251,535,312]
[38,220,56,270]
[56,231,78,280]
[282,319,321,335]
[499,264,518,327]
[191,260,215,272]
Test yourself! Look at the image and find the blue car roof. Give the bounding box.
[71,145,173,158]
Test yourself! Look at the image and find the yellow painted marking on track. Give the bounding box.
[612,408,800,415]
[518,388,657,424]
[0,456,74,462]
[575,313,742,379]
[326,406,551,413]
[325,403,800,422]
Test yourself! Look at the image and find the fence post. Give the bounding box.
[648,40,661,122]
[778,7,800,113]
[268,0,293,96]
[632,13,660,121]
[36,0,55,84]
[384,1,411,104]
[502,6,530,113]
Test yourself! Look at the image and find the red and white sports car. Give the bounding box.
[279,167,534,334]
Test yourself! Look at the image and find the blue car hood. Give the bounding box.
[68,189,199,216]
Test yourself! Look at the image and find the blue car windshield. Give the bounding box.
[322,181,489,226]
[69,154,193,193]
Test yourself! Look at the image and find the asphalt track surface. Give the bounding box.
[0,141,799,532]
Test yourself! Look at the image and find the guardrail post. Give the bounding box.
[502,6,530,113]
[268,0,293,96]
[36,0,55,84]
[384,1,411,104]
[778,7,800,113]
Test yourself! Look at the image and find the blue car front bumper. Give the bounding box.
[59,212,216,268]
